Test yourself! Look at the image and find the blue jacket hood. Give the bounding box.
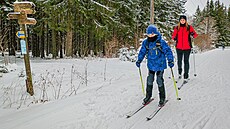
[146,25,162,41]
[146,25,160,35]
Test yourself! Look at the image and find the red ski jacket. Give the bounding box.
[172,25,198,50]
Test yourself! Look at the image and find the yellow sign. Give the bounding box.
[16,31,25,38]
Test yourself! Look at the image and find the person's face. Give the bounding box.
[147,33,156,38]
[180,19,186,24]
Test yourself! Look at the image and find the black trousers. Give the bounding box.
[176,49,191,79]
[146,70,165,100]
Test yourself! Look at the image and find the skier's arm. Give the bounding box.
[137,40,147,63]
[172,26,178,41]
[190,25,198,38]
[161,40,174,63]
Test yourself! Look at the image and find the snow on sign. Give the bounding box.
[20,39,27,54]
[16,31,25,38]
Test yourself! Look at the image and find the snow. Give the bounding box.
[91,0,112,12]
[0,48,230,129]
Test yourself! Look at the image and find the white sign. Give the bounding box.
[20,40,27,54]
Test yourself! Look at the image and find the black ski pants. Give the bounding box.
[146,70,165,100]
[176,49,191,79]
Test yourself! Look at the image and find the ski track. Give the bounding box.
[1,48,230,129]
[121,49,230,129]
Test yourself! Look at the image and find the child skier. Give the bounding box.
[136,24,174,106]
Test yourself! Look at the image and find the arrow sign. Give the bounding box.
[16,31,25,38]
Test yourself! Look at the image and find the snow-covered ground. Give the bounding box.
[0,48,230,129]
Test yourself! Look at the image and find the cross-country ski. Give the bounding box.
[178,80,188,90]
[146,100,169,121]
[126,98,154,118]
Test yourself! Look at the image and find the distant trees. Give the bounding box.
[3,0,229,58]
[193,0,229,48]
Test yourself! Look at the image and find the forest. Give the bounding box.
[0,0,229,58]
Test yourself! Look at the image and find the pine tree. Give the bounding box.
[193,6,204,34]
[214,1,226,44]
[2,0,201,58]
[209,0,215,17]
[227,6,230,45]
[154,0,186,42]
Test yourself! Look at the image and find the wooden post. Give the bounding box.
[21,24,34,96]
[7,1,36,96]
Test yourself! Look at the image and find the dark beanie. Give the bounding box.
[179,15,187,21]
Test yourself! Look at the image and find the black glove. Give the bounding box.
[136,61,141,68]
[173,37,177,41]
[191,32,194,36]
[168,61,174,68]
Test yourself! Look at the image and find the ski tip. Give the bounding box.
[146,117,151,121]
[126,115,131,118]
[178,87,180,90]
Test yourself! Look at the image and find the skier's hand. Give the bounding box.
[168,61,174,68]
[173,37,177,41]
[191,32,194,37]
[136,61,141,68]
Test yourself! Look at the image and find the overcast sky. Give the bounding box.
[185,0,230,15]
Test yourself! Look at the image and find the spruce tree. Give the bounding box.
[227,6,230,45]
[214,1,226,44]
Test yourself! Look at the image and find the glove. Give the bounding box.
[136,61,141,68]
[173,37,177,41]
[191,32,194,36]
[168,61,174,68]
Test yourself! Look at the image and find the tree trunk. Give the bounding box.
[40,24,45,58]
[52,29,57,58]
[31,33,36,57]
[46,23,49,57]
[36,35,40,57]
[66,30,73,57]
[60,31,63,58]
[65,0,73,57]
[9,21,15,56]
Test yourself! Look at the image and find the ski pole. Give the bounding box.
[170,68,181,100]
[138,68,146,96]
[192,48,197,77]
[192,39,197,77]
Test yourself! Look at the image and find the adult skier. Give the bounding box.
[136,24,174,106]
[172,15,198,82]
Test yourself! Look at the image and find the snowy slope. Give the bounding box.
[0,48,230,129]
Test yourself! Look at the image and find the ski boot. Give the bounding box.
[143,95,151,105]
[178,74,182,79]
[158,85,166,107]
[183,78,189,84]
[143,84,153,105]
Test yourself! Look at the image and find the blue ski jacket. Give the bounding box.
[137,26,174,71]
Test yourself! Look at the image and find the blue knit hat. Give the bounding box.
[146,25,158,35]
